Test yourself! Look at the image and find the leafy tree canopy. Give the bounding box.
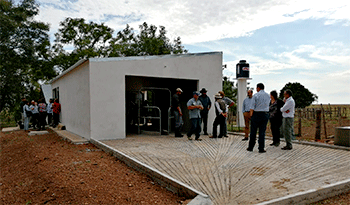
[279,82,318,108]
[108,22,187,57]
[0,0,54,115]
[52,17,114,71]
[53,20,188,71]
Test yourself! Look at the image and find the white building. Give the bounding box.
[50,52,223,141]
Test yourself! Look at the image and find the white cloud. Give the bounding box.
[35,0,350,44]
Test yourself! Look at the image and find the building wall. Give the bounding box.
[51,61,91,139]
[89,52,223,140]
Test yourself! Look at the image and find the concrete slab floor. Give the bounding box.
[102,134,350,205]
[1,126,20,132]
[28,130,49,136]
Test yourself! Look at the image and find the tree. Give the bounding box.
[108,22,187,57]
[52,17,114,71]
[0,0,55,116]
[222,76,237,113]
[54,20,187,71]
[279,82,318,108]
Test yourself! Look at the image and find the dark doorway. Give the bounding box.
[125,75,198,135]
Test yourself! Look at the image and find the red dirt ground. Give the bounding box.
[0,129,189,205]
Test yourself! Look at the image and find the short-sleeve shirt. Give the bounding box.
[187,98,202,119]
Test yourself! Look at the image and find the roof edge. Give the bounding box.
[49,58,88,84]
[49,52,223,84]
[90,51,222,63]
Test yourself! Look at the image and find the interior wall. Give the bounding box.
[125,75,198,134]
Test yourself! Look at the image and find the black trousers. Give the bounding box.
[38,112,47,130]
[200,111,209,133]
[248,112,269,151]
[270,118,282,144]
[53,113,59,127]
[31,113,39,128]
[212,114,226,138]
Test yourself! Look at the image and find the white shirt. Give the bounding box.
[280,96,295,118]
[30,104,39,114]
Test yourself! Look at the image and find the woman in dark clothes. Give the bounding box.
[269,90,284,146]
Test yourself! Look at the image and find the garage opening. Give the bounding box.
[125,75,198,136]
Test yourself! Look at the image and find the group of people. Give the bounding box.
[171,83,295,153]
[20,97,61,131]
[171,88,234,141]
[243,83,295,152]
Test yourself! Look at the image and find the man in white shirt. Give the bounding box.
[280,89,295,150]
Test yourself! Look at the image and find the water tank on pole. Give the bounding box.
[236,60,249,78]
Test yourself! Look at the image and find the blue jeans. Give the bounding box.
[248,112,269,151]
[174,110,183,129]
[24,116,30,130]
[187,118,201,139]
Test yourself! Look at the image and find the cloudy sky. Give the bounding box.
[34,0,349,104]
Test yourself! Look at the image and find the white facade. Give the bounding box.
[51,52,223,141]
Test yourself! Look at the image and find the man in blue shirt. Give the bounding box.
[198,88,212,135]
[247,83,270,153]
[242,90,253,141]
[187,91,204,141]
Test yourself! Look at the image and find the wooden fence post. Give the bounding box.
[298,109,302,137]
[320,104,327,139]
[316,110,321,141]
[328,103,332,118]
[338,107,341,125]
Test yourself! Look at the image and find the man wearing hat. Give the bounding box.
[187,91,204,140]
[172,88,184,137]
[199,88,212,135]
[210,93,227,138]
[219,91,235,137]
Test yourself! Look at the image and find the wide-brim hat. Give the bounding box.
[200,88,207,93]
[193,91,200,96]
[214,93,222,99]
